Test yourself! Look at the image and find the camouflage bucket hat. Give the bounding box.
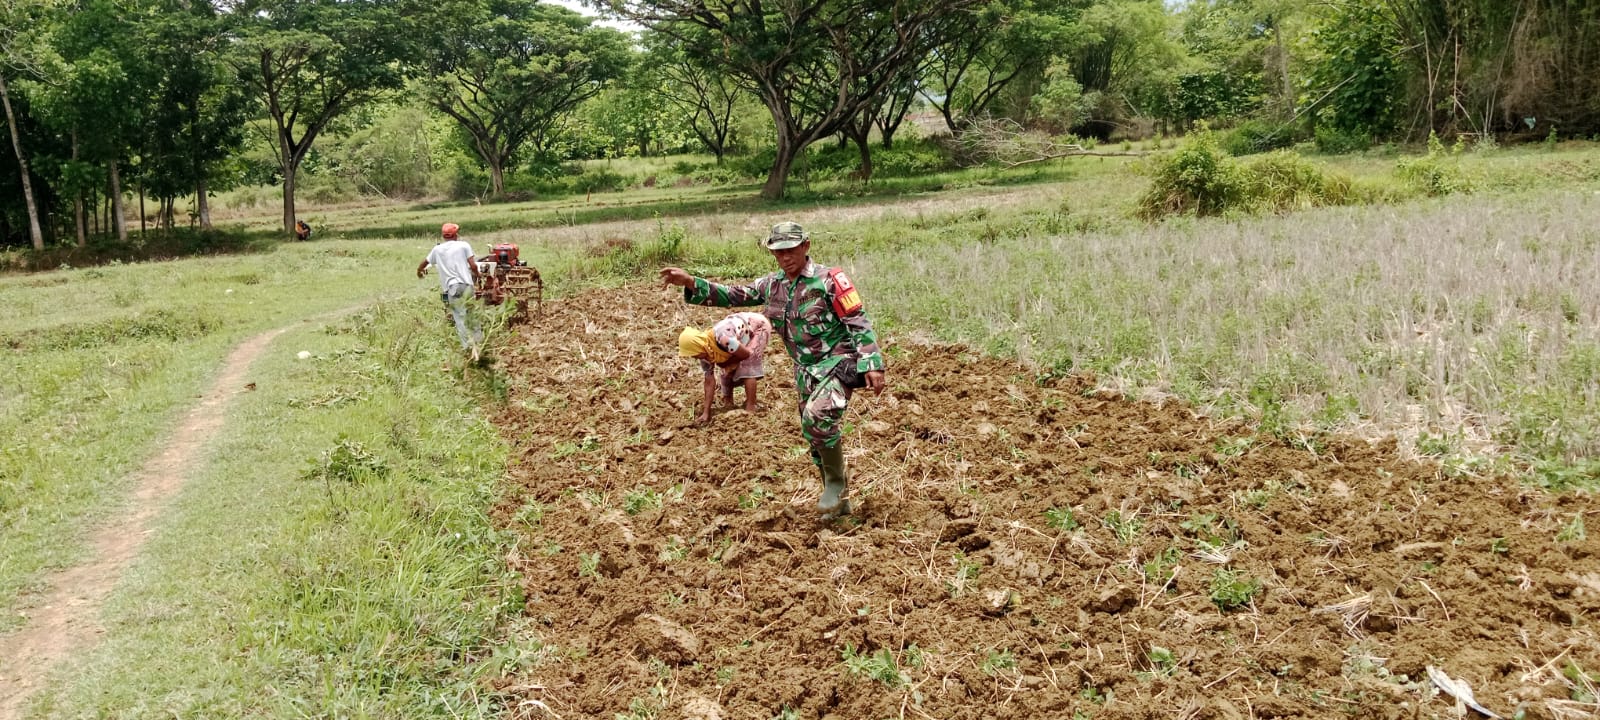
[764,221,809,250]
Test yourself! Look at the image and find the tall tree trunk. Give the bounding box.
[109,159,128,243]
[0,72,45,250]
[72,131,86,247]
[196,176,212,230]
[762,131,799,200]
[281,165,298,235]
[488,158,504,197]
[138,182,147,237]
[849,125,873,181]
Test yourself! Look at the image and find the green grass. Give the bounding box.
[0,242,447,629]
[26,302,521,718]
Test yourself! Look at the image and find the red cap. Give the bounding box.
[441,223,459,239]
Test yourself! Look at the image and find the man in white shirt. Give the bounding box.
[416,222,483,358]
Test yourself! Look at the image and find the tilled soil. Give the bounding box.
[489,284,1599,720]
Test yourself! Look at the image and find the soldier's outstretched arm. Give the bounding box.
[671,271,771,308]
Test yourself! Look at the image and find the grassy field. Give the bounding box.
[0,240,523,627]
[22,303,521,719]
[5,138,1598,717]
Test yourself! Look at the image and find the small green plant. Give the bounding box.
[1556,514,1587,543]
[550,435,601,459]
[512,500,546,529]
[578,488,607,508]
[1102,510,1143,545]
[1214,436,1254,458]
[980,648,1017,676]
[1145,645,1177,677]
[840,644,910,687]
[578,552,602,578]
[303,435,388,484]
[1142,546,1181,588]
[946,551,982,596]
[658,537,688,563]
[623,487,664,515]
[1044,506,1080,531]
[1490,537,1510,555]
[1208,569,1261,611]
[772,706,801,720]
[1562,662,1597,703]
[738,484,774,509]
[1415,432,1455,457]
[1235,480,1281,510]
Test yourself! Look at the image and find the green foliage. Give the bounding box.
[1144,645,1177,677]
[1138,131,1247,218]
[1395,133,1473,196]
[1220,120,1300,157]
[303,435,389,485]
[1141,135,1356,219]
[1240,152,1353,212]
[840,644,913,687]
[1208,568,1261,611]
[980,648,1017,676]
[623,487,664,515]
[1306,1,1403,138]
[1142,546,1181,587]
[416,0,632,197]
[1555,514,1586,543]
[946,551,982,597]
[1044,506,1080,532]
[1103,510,1143,545]
[1562,662,1597,703]
[1314,126,1372,155]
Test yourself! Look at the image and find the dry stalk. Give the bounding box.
[1314,594,1373,637]
[1416,579,1451,621]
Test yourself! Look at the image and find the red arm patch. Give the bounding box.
[828,269,865,316]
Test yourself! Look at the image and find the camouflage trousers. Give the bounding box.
[796,365,855,455]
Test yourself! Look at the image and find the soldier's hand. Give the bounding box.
[659,267,693,288]
[864,370,885,395]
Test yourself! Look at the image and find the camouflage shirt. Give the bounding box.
[684,260,885,381]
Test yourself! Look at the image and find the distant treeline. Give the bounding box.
[3,0,1598,247]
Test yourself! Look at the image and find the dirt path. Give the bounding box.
[0,326,290,720]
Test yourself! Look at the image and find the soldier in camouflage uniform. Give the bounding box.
[660,221,885,515]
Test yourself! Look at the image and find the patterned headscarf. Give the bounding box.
[678,326,729,364]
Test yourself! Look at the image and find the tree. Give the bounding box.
[229,0,412,234]
[44,0,148,244]
[140,0,246,231]
[0,0,61,250]
[641,29,741,162]
[603,0,983,199]
[419,0,628,197]
[925,0,1079,136]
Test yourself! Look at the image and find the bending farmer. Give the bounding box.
[678,312,773,425]
[416,222,483,357]
[661,221,885,515]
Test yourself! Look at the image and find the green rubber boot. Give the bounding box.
[816,444,850,515]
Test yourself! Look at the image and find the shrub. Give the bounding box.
[1241,152,1353,212]
[1220,119,1300,156]
[1141,136,1356,219]
[1137,132,1248,218]
[1396,155,1472,196]
[1314,126,1372,154]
